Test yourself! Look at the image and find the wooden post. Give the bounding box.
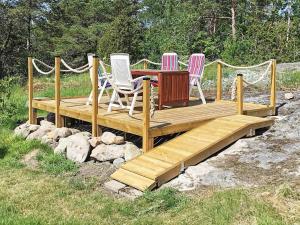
[270,59,276,115]
[55,56,62,128]
[92,56,99,137]
[236,74,244,115]
[28,57,37,124]
[143,60,148,70]
[142,78,153,152]
[216,62,222,101]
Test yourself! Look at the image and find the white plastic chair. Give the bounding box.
[188,53,206,104]
[86,53,112,105]
[108,53,146,116]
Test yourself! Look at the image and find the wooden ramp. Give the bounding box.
[111,115,274,191]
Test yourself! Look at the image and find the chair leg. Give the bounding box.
[129,92,138,116]
[86,91,93,105]
[98,86,105,103]
[196,80,206,104]
[108,90,117,113]
[116,93,125,108]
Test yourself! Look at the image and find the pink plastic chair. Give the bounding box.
[188,53,206,104]
[161,53,179,71]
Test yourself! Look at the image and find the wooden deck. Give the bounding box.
[32,96,273,138]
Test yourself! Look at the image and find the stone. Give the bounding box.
[119,187,143,199]
[113,158,125,167]
[54,137,69,155]
[29,124,41,132]
[47,127,72,141]
[124,142,142,161]
[14,123,31,138]
[70,128,80,135]
[26,127,53,140]
[89,137,102,148]
[90,144,125,162]
[40,135,58,149]
[66,133,91,163]
[115,136,125,145]
[101,132,117,145]
[81,131,92,139]
[40,120,55,128]
[104,180,126,193]
[284,92,294,100]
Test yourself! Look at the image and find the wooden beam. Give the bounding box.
[142,78,153,152]
[216,62,222,101]
[92,56,99,137]
[270,59,276,115]
[236,74,244,115]
[55,56,62,128]
[28,57,37,124]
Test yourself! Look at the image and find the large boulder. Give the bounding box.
[47,127,72,141]
[90,144,125,162]
[54,137,69,155]
[66,133,91,163]
[26,127,53,140]
[89,137,102,148]
[101,132,117,145]
[14,123,40,138]
[124,142,142,161]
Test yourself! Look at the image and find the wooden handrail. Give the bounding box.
[55,56,62,128]
[142,78,153,152]
[28,57,37,124]
[236,74,244,115]
[92,56,99,137]
[216,62,222,101]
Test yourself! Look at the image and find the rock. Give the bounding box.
[101,132,117,145]
[89,137,102,148]
[54,137,69,155]
[113,158,125,167]
[115,136,125,145]
[66,133,91,163]
[70,128,80,135]
[29,124,40,132]
[124,143,142,161]
[81,131,92,139]
[40,120,55,128]
[284,92,294,100]
[47,127,72,141]
[14,123,31,138]
[90,144,125,162]
[40,135,58,149]
[104,180,126,193]
[26,127,53,140]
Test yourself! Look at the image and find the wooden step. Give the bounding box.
[110,168,156,191]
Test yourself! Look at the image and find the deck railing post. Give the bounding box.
[143,60,148,70]
[270,59,276,115]
[216,61,222,101]
[92,55,100,137]
[55,56,62,128]
[28,56,37,124]
[237,74,244,115]
[142,78,153,152]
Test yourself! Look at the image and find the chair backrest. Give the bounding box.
[87,53,107,83]
[110,53,134,90]
[161,52,178,71]
[188,53,205,78]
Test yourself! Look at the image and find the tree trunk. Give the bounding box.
[231,0,237,40]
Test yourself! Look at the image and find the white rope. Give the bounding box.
[178,61,188,67]
[204,60,218,67]
[61,59,91,73]
[150,83,155,118]
[130,58,162,67]
[218,59,272,69]
[230,61,273,100]
[32,58,55,75]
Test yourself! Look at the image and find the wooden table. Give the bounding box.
[131,69,189,109]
